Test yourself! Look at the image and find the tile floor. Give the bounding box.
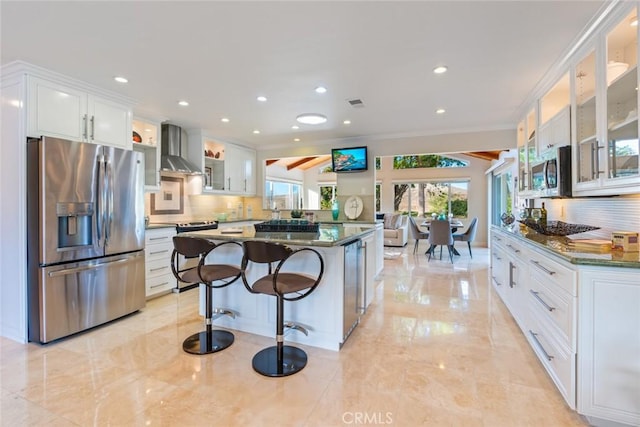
[0,245,587,426]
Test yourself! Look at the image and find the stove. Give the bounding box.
[175,220,219,234]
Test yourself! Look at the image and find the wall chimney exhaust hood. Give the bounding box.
[160,124,202,175]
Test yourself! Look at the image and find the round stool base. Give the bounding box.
[252,345,307,377]
[183,330,234,355]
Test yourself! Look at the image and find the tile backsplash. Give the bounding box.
[535,195,640,240]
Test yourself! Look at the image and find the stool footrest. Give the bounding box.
[211,307,237,320]
[252,345,307,377]
[183,330,234,355]
[284,321,310,336]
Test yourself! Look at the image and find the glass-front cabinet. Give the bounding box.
[539,72,571,153]
[605,8,638,184]
[517,108,538,198]
[573,5,639,196]
[575,50,598,186]
[132,117,161,191]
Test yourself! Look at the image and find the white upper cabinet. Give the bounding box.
[539,72,571,153]
[187,129,256,195]
[572,5,639,196]
[132,117,161,191]
[517,108,538,196]
[27,75,132,149]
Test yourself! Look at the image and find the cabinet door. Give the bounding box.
[88,95,132,149]
[224,143,242,193]
[27,76,87,141]
[241,146,256,195]
[578,268,640,426]
[132,117,161,191]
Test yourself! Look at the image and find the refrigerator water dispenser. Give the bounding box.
[56,202,93,248]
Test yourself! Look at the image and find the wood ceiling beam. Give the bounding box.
[297,155,332,170]
[265,159,278,166]
[287,157,317,170]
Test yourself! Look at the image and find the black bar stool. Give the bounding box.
[171,236,242,355]
[240,241,324,377]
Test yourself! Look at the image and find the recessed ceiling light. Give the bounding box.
[253,130,260,134]
[296,113,327,125]
[631,16,638,26]
[433,65,448,74]
[294,138,300,142]
[315,86,327,94]
[343,120,351,125]
[144,128,152,132]
[257,96,267,102]
[221,117,230,123]
[114,76,128,83]
[436,108,446,114]
[291,125,299,130]
[178,100,189,106]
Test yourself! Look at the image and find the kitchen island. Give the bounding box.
[183,222,383,351]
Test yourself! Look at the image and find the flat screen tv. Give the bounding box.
[331,146,368,173]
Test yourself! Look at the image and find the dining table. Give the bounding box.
[421,219,465,256]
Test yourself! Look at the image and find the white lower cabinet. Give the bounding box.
[144,227,176,298]
[577,268,640,427]
[491,227,640,425]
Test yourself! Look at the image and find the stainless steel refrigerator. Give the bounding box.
[27,136,146,343]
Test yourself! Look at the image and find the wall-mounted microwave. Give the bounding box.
[530,146,572,198]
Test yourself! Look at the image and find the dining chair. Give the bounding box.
[408,216,429,254]
[453,217,478,258]
[427,219,455,263]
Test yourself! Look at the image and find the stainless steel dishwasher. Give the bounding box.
[342,238,364,344]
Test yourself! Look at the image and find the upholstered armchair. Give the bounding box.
[382,213,409,247]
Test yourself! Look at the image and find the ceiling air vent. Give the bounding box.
[347,98,365,108]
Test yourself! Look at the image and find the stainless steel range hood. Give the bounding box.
[160,124,202,175]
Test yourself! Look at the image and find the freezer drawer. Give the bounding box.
[29,251,145,343]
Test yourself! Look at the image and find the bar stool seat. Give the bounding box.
[171,236,242,355]
[240,241,324,377]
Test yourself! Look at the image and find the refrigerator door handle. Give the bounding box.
[48,257,132,277]
[97,154,106,247]
[105,157,114,244]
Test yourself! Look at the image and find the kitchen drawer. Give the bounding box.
[145,227,175,246]
[527,309,576,409]
[146,257,172,279]
[528,274,575,349]
[528,249,576,296]
[145,240,173,262]
[146,273,174,298]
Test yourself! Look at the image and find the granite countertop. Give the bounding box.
[493,225,640,269]
[183,223,375,247]
[146,222,175,230]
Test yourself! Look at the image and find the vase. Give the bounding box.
[331,199,339,220]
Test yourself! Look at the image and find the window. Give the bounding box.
[393,154,468,169]
[264,180,302,210]
[319,185,337,209]
[394,181,469,218]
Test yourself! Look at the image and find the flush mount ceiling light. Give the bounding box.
[178,100,189,106]
[315,86,327,94]
[256,96,267,102]
[433,65,448,74]
[436,108,446,114]
[114,76,128,83]
[296,113,327,125]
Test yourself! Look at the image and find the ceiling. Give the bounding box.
[1,1,605,151]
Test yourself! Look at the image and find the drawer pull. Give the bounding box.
[492,253,502,260]
[530,290,555,311]
[529,330,554,361]
[506,244,520,253]
[149,266,168,272]
[150,282,169,289]
[491,276,503,286]
[495,236,502,241]
[149,236,169,241]
[530,260,556,275]
[149,249,169,255]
